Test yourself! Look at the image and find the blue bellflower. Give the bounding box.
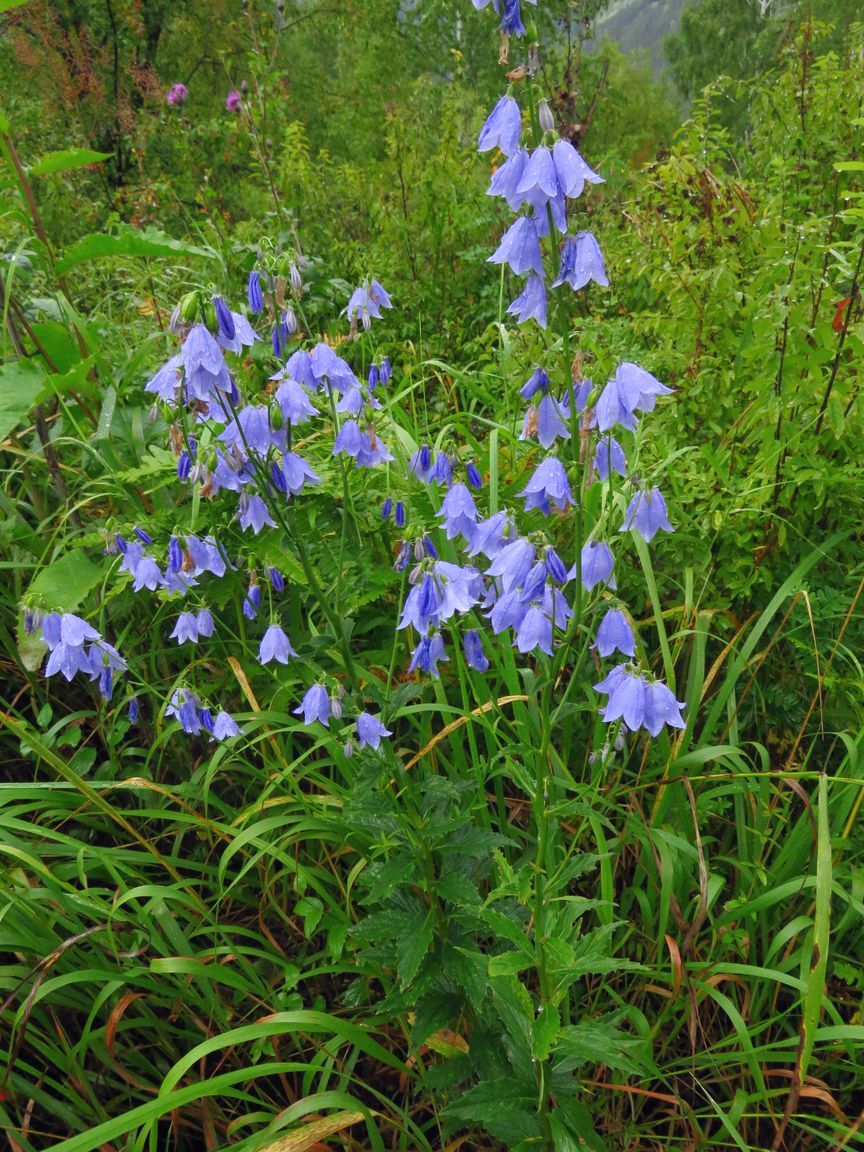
[356,711,392,750]
[578,540,616,591]
[408,632,448,678]
[594,665,686,736]
[247,270,263,313]
[596,362,674,433]
[507,273,547,329]
[259,623,298,665]
[463,629,490,672]
[478,95,522,157]
[594,434,626,480]
[552,140,604,199]
[294,684,331,726]
[553,231,608,292]
[593,608,636,658]
[622,486,674,542]
[488,217,544,277]
[519,456,573,514]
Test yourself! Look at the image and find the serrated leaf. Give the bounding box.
[54,225,213,276]
[29,149,112,177]
[0,358,45,440]
[445,1078,540,1145]
[550,1102,607,1152]
[29,552,105,612]
[489,950,534,977]
[554,1015,648,1077]
[531,1003,560,1062]
[397,909,433,988]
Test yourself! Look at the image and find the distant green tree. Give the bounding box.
[664,0,767,103]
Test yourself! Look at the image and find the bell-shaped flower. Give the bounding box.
[552,140,604,199]
[356,711,392,750]
[238,492,276,534]
[408,632,448,678]
[594,434,626,480]
[478,95,522,157]
[463,630,490,672]
[181,324,233,403]
[486,536,535,592]
[518,456,572,515]
[145,353,182,402]
[488,217,543,277]
[294,684,331,726]
[578,540,616,591]
[259,623,298,665]
[520,367,549,401]
[553,231,608,292]
[465,510,513,560]
[273,375,317,425]
[593,608,636,658]
[170,611,201,645]
[438,483,478,540]
[213,710,242,740]
[516,146,560,205]
[279,451,321,495]
[622,486,674,543]
[507,273,547,329]
[514,604,553,655]
[615,361,674,415]
[488,148,528,210]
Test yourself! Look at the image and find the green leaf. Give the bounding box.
[29,552,105,612]
[29,149,112,177]
[445,1078,540,1146]
[0,358,45,440]
[0,0,30,12]
[554,1015,647,1077]
[54,225,213,276]
[531,1003,560,1061]
[488,950,535,977]
[396,909,433,988]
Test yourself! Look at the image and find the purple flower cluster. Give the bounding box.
[457,80,686,741]
[480,95,606,330]
[36,612,126,702]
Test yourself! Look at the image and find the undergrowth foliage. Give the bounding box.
[1,3,864,1152]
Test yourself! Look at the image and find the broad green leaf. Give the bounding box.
[0,0,29,12]
[0,358,45,440]
[54,225,213,276]
[488,950,535,977]
[29,149,112,177]
[28,552,105,612]
[397,909,432,987]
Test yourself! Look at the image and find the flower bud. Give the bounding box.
[178,290,201,323]
[270,402,284,431]
[330,695,343,720]
[538,99,555,133]
[289,262,302,294]
[343,739,354,758]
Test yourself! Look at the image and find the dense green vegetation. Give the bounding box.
[1,1,863,1150]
